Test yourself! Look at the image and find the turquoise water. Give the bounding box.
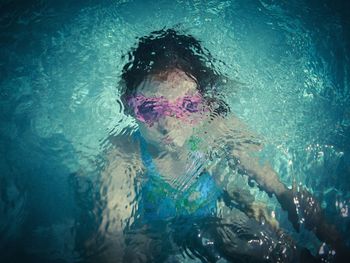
[1,0,349,262]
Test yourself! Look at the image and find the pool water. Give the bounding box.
[0,0,349,262]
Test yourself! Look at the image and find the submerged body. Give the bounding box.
[98,69,297,262]
[95,29,347,263]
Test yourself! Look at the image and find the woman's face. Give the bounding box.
[130,69,206,149]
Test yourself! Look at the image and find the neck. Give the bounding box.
[145,138,187,161]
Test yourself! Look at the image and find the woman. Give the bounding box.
[97,29,346,263]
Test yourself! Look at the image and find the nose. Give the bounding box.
[157,117,176,134]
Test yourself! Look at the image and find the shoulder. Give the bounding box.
[194,113,263,153]
[104,129,144,171]
[194,114,239,143]
[108,128,141,153]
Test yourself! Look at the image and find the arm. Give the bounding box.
[95,133,144,261]
[230,148,300,231]
[208,114,348,258]
[200,140,278,228]
[197,115,281,228]
[201,113,299,228]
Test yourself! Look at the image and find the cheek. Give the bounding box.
[138,122,162,140]
[138,122,152,133]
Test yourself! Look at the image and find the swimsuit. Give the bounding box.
[135,132,222,223]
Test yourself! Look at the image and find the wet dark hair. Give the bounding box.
[120,28,230,116]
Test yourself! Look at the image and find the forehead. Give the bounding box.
[136,69,198,100]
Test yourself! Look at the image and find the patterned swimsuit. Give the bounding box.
[136,132,222,223]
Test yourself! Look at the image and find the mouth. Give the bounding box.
[162,135,174,145]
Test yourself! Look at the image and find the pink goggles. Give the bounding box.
[127,94,206,124]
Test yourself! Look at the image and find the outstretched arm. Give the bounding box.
[208,114,348,259]
[237,158,348,260]
[228,146,300,231]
